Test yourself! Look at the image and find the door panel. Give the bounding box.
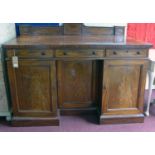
[102,60,148,115]
[7,60,57,117]
[57,60,98,108]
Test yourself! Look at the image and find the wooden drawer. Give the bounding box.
[55,50,105,58]
[6,49,53,58]
[106,49,148,57]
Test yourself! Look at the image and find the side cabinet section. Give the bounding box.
[7,59,59,126]
[100,59,148,124]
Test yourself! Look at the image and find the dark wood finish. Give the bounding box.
[64,23,82,35]
[106,49,148,57]
[19,25,63,36]
[55,49,105,58]
[6,49,54,58]
[57,60,98,108]
[2,24,152,126]
[11,116,59,126]
[82,26,125,36]
[18,23,125,37]
[60,107,97,115]
[100,114,144,124]
[82,26,114,35]
[2,35,152,49]
[6,58,59,125]
[100,59,148,124]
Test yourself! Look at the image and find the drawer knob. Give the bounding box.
[137,51,140,55]
[41,52,46,55]
[92,51,96,55]
[63,52,67,55]
[113,51,117,55]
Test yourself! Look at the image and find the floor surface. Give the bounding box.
[0,90,155,132]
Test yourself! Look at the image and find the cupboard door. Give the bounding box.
[102,60,148,115]
[57,60,98,108]
[7,60,57,117]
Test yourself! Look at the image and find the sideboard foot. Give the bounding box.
[11,116,60,127]
[99,114,144,124]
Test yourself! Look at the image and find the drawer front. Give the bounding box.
[6,49,53,58]
[55,50,105,58]
[106,49,148,57]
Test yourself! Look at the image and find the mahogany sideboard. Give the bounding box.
[2,24,152,126]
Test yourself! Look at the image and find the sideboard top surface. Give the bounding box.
[2,35,152,49]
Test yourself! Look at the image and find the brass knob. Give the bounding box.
[137,51,140,55]
[113,51,117,55]
[41,52,46,55]
[92,51,96,55]
[63,52,67,55]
